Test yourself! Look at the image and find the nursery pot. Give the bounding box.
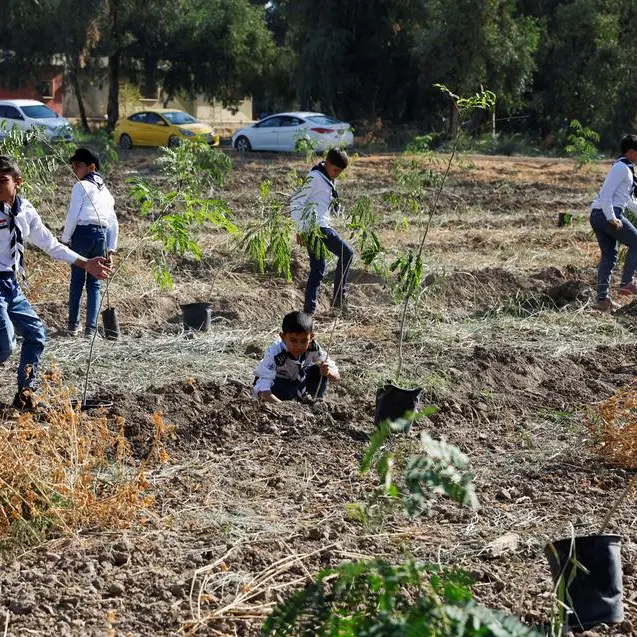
[181,302,212,331]
[558,212,573,227]
[71,398,114,411]
[544,534,623,630]
[101,307,120,340]
[374,384,423,429]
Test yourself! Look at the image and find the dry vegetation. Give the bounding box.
[0,149,634,635]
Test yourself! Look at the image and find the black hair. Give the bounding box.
[326,147,348,169]
[282,310,314,334]
[0,155,21,178]
[620,134,637,155]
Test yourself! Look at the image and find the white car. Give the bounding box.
[0,99,74,142]
[232,112,354,152]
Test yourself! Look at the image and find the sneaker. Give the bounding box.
[67,326,80,337]
[618,282,637,295]
[84,329,100,339]
[594,298,619,311]
[12,388,45,412]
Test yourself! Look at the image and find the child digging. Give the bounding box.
[0,155,112,410]
[253,310,340,404]
[62,148,119,337]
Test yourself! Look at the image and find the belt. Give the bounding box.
[77,223,107,229]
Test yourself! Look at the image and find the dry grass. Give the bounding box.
[0,372,170,548]
[589,380,637,470]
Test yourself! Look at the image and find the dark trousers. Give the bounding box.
[68,225,108,331]
[304,227,354,315]
[590,208,637,301]
[261,366,328,401]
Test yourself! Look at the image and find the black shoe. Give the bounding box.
[12,388,45,412]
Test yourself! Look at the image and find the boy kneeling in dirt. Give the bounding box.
[0,156,112,410]
[253,311,340,404]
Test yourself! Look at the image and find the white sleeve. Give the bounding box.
[598,163,626,221]
[61,183,84,244]
[106,192,119,252]
[253,343,280,396]
[28,208,80,264]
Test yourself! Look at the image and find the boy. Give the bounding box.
[291,147,354,315]
[590,134,637,311]
[253,310,340,404]
[62,148,119,337]
[0,155,111,409]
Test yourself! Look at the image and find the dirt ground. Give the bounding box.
[0,150,636,636]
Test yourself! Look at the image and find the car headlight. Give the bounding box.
[181,129,195,137]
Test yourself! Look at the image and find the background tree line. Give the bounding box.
[1,0,636,148]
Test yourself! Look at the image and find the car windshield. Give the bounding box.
[21,105,59,119]
[162,111,197,125]
[306,115,342,125]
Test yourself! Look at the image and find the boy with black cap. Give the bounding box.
[62,148,118,336]
[0,155,111,409]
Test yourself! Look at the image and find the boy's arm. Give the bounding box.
[313,342,340,381]
[253,344,279,397]
[597,162,626,221]
[107,209,119,253]
[26,204,111,279]
[61,182,83,245]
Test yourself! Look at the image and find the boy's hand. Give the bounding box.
[258,390,281,404]
[106,251,116,267]
[609,218,623,230]
[77,256,113,280]
[320,362,340,382]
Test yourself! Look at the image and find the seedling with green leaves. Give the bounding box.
[565,120,600,170]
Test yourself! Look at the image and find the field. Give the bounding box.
[0,148,636,636]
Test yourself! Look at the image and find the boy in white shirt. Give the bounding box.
[590,134,637,311]
[0,155,111,409]
[62,148,118,336]
[291,148,353,315]
[253,311,340,403]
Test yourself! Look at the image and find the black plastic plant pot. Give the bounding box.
[70,399,114,411]
[181,302,212,331]
[544,534,623,630]
[374,384,423,429]
[101,307,120,340]
[558,212,573,227]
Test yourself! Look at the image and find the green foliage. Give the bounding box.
[294,135,319,163]
[154,141,233,194]
[393,156,443,190]
[391,249,423,302]
[239,180,295,280]
[128,177,237,288]
[262,558,538,636]
[565,120,601,170]
[0,124,72,207]
[346,196,383,266]
[405,134,436,154]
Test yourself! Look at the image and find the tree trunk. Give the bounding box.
[447,100,459,138]
[107,53,120,132]
[70,58,91,133]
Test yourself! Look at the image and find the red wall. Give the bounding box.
[0,69,64,115]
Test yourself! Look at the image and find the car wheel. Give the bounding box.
[168,135,181,148]
[235,136,252,152]
[118,133,132,150]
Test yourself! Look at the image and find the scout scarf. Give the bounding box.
[5,197,26,281]
[82,171,105,191]
[617,156,637,197]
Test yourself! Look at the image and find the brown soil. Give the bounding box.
[0,151,636,636]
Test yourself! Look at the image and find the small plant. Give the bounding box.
[346,196,383,266]
[154,141,233,194]
[128,177,237,288]
[565,120,600,170]
[239,180,295,279]
[294,134,319,163]
[405,133,436,154]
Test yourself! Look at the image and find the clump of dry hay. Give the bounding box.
[0,372,170,548]
[589,379,637,470]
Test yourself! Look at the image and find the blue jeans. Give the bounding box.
[0,277,46,389]
[304,227,354,314]
[68,225,108,331]
[269,366,328,401]
[590,208,637,301]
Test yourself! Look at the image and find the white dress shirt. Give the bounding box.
[0,198,80,273]
[62,177,119,252]
[591,159,637,221]
[291,166,339,231]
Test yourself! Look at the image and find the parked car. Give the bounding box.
[231,112,354,152]
[0,99,74,141]
[114,109,220,149]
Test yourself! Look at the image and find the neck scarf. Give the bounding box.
[82,171,105,191]
[4,197,26,282]
[617,156,637,197]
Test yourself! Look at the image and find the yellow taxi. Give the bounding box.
[114,109,220,149]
